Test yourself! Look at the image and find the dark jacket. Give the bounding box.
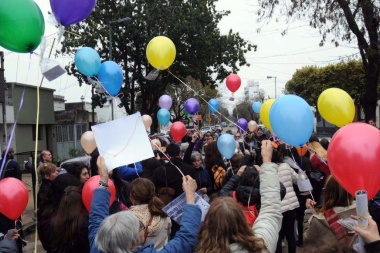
[50,220,90,253]
[0,238,18,253]
[0,158,21,180]
[151,158,195,199]
[89,189,202,253]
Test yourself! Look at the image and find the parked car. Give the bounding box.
[200,126,212,134]
[214,125,223,131]
[221,122,227,127]
[60,156,90,170]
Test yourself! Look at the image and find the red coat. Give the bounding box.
[232,191,259,227]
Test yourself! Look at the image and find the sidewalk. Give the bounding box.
[21,173,43,253]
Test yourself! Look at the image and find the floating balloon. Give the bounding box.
[80,131,97,155]
[82,175,116,212]
[184,98,200,114]
[252,101,262,114]
[237,118,248,132]
[317,88,355,127]
[159,95,172,110]
[75,47,101,77]
[270,95,314,146]
[328,123,380,199]
[208,99,220,113]
[146,36,176,70]
[157,108,171,126]
[170,121,187,142]
[97,61,123,96]
[0,178,28,220]
[226,74,241,93]
[50,0,96,26]
[0,0,45,53]
[248,120,258,132]
[217,134,236,159]
[142,115,152,130]
[260,99,275,130]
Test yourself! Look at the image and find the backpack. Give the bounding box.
[211,165,226,191]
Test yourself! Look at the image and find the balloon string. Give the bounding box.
[151,142,185,177]
[167,70,241,130]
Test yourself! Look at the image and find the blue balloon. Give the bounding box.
[97,61,123,96]
[157,108,171,126]
[208,99,220,113]
[252,101,262,114]
[269,95,314,146]
[75,47,101,77]
[217,134,236,159]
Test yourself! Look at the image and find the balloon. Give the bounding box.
[157,108,171,126]
[259,99,275,130]
[82,175,116,212]
[296,145,308,156]
[159,95,172,110]
[0,178,28,220]
[80,131,97,155]
[252,102,262,114]
[50,0,96,26]
[142,115,152,130]
[75,47,101,77]
[146,36,176,70]
[208,99,220,113]
[184,98,200,114]
[0,0,45,53]
[317,88,355,127]
[170,122,187,142]
[328,123,380,199]
[248,120,258,132]
[270,95,314,146]
[226,74,241,93]
[237,118,248,132]
[217,134,236,159]
[97,61,123,96]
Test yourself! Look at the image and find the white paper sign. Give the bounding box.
[91,112,154,171]
[163,192,210,224]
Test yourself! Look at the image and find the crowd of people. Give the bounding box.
[0,120,379,253]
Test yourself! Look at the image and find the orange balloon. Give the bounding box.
[296,145,308,156]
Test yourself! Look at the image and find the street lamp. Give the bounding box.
[267,76,277,99]
[108,16,131,120]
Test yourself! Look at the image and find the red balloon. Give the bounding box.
[226,74,241,93]
[0,178,28,220]
[328,123,380,199]
[82,175,116,212]
[170,121,187,142]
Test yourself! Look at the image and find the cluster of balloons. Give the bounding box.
[157,95,173,126]
[75,47,123,96]
[146,36,176,70]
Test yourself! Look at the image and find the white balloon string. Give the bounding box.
[167,70,242,130]
[151,142,185,177]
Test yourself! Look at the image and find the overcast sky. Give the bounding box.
[1,0,359,105]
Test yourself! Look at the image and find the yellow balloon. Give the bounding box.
[260,99,275,130]
[146,36,176,70]
[317,88,355,127]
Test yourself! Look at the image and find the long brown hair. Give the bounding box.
[204,141,222,170]
[318,176,354,213]
[195,197,264,253]
[51,186,88,246]
[130,178,167,217]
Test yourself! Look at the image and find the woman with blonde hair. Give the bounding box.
[129,178,171,250]
[195,140,282,253]
[303,176,356,248]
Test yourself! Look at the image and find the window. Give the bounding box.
[32,125,42,141]
[56,126,63,143]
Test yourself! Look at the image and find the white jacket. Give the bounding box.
[278,163,299,213]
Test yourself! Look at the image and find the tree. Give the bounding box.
[60,0,254,131]
[285,60,380,106]
[257,0,379,121]
[232,87,264,121]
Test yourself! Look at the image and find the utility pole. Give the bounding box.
[0,52,7,147]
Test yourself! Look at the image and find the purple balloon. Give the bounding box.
[50,0,96,26]
[184,98,200,114]
[159,95,172,110]
[237,118,248,132]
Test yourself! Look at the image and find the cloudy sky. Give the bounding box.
[1,0,359,105]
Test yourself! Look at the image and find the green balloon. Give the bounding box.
[0,0,45,53]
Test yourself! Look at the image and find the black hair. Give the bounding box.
[166,143,180,157]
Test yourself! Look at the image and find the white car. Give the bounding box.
[200,126,212,134]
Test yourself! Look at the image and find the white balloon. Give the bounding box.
[248,120,258,132]
[80,131,97,155]
[142,115,152,130]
